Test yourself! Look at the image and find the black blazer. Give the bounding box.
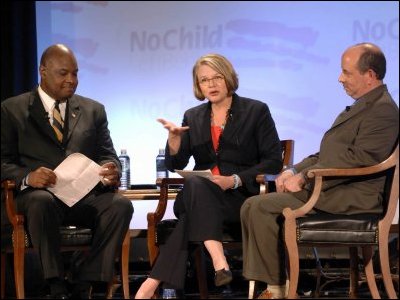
[1,89,120,189]
[165,93,283,195]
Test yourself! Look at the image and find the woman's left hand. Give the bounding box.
[211,175,235,190]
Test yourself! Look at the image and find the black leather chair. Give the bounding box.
[0,180,131,299]
[283,144,399,299]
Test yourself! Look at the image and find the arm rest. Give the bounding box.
[256,174,278,194]
[148,177,184,224]
[147,177,184,266]
[2,180,28,252]
[256,140,295,195]
[1,180,24,227]
[284,145,399,220]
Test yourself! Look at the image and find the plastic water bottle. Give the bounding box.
[118,149,130,190]
[156,148,169,179]
[161,288,177,299]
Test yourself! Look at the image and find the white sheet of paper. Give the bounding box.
[47,153,102,207]
[175,169,213,180]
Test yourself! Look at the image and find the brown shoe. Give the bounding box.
[257,289,273,299]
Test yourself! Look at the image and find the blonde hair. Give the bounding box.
[192,53,238,100]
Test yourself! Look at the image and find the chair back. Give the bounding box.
[281,139,294,167]
[257,139,294,193]
[380,144,399,229]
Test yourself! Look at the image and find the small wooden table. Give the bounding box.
[119,188,178,200]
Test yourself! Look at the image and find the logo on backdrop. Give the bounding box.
[130,25,223,51]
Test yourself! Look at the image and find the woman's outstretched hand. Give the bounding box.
[157,118,189,155]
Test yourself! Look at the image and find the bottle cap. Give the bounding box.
[121,149,127,155]
[159,148,165,155]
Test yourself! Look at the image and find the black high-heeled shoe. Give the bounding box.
[214,269,232,286]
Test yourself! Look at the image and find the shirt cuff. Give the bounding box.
[20,175,30,191]
[282,165,297,175]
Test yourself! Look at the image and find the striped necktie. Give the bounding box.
[52,102,64,142]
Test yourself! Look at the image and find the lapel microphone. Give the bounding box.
[345,106,351,112]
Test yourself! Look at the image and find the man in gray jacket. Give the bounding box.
[240,42,399,299]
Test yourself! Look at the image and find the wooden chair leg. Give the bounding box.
[14,224,26,299]
[362,246,380,299]
[378,233,397,299]
[105,230,131,299]
[349,247,359,299]
[121,230,131,299]
[194,245,208,299]
[1,252,6,299]
[105,279,117,299]
[283,214,299,299]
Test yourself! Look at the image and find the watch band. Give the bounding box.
[231,174,240,189]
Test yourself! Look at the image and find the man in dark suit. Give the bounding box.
[240,42,399,299]
[1,44,134,298]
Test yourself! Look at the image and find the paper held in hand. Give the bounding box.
[175,169,213,180]
[47,153,102,207]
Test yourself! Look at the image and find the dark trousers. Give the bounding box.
[16,188,133,282]
[150,176,247,289]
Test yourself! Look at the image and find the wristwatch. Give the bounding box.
[231,174,241,189]
[282,165,297,174]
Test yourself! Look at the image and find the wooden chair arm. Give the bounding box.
[256,174,279,194]
[257,140,295,195]
[148,177,184,224]
[284,146,399,220]
[256,174,265,184]
[1,180,23,227]
[147,177,184,266]
[306,155,397,178]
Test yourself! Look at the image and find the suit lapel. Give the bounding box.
[200,103,215,155]
[328,100,367,132]
[29,92,60,144]
[220,95,241,144]
[65,96,81,142]
[328,85,386,132]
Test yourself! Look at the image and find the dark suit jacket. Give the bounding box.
[165,93,283,196]
[1,88,121,190]
[294,84,399,214]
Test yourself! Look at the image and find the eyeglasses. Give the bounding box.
[199,75,225,86]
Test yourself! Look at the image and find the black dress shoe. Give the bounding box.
[51,293,69,299]
[214,269,233,286]
[71,282,92,299]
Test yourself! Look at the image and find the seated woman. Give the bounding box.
[135,53,283,298]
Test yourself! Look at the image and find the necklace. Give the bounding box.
[210,109,229,130]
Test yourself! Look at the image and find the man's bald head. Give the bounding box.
[40,44,76,67]
[347,42,386,80]
[39,44,78,101]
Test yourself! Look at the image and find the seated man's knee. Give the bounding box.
[113,196,134,218]
[241,195,261,218]
[25,190,57,213]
